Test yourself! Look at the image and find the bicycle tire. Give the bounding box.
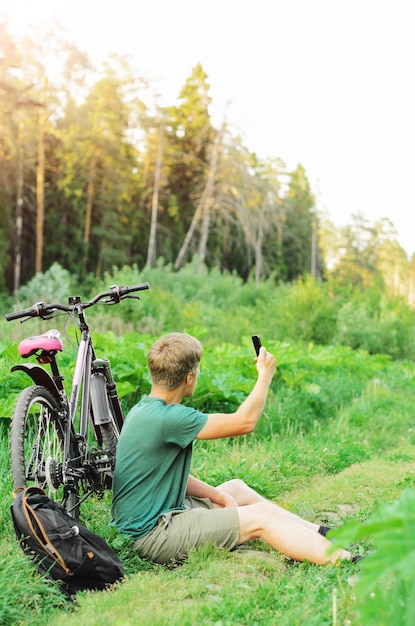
[97,421,119,489]
[97,421,119,458]
[91,375,122,459]
[9,385,80,517]
[94,394,122,490]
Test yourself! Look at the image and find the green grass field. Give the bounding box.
[1,332,415,626]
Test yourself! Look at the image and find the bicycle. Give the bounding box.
[6,282,150,519]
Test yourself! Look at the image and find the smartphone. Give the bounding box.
[251,334,262,356]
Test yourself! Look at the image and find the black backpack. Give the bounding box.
[10,486,124,599]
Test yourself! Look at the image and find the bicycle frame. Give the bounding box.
[68,329,94,456]
[7,281,149,515]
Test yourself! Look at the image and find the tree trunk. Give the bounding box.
[35,102,46,275]
[175,125,223,272]
[173,202,203,271]
[198,198,212,272]
[83,155,97,272]
[146,130,163,268]
[14,115,24,294]
[254,210,264,284]
[197,137,220,272]
[311,215,317,277]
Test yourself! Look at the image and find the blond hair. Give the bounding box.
[148,333,203,390]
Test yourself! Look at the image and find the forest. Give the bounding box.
[0,22,414,302]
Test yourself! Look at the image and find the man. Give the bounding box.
[111,332,353,565]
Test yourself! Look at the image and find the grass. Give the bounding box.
[1,344,415,625]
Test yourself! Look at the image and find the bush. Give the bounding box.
[3,261,415,362]
[334,297,415,359]
[14,263,73,306]
[273,275,337,344]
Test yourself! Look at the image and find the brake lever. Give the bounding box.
[103,294,141,305]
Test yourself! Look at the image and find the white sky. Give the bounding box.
[1,0,414,255]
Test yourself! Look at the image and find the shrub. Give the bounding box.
[274,275,337,344]
[14,262,73,306]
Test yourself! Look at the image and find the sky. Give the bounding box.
[1,0,414,255]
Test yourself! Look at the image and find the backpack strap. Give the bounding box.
[21,487,71,574]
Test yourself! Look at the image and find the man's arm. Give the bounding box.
[196,346,276,440]
[186,475,237,508]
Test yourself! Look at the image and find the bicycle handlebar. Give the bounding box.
[5,282,150,322]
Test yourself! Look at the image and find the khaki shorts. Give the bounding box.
[132,496,240,564]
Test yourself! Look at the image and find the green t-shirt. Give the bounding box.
[111,395,208,539]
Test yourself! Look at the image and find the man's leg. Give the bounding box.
[217,478,319,532]
[235,501,350,564]
[217,479,350,564]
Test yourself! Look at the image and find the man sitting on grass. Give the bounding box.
[111,332,354,565]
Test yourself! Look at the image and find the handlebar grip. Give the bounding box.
[127,282,150,293]
[5,304,41,321]
[106,282,150,303]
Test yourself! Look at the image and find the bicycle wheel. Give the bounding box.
[97,420,119,458]
[9,385,79,517]
[95,404,122,492]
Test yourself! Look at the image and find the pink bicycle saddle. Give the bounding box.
[18,330,63,358]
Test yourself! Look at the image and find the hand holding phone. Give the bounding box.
[251,334,262,356]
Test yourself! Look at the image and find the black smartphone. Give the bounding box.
[251,334,262,356]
